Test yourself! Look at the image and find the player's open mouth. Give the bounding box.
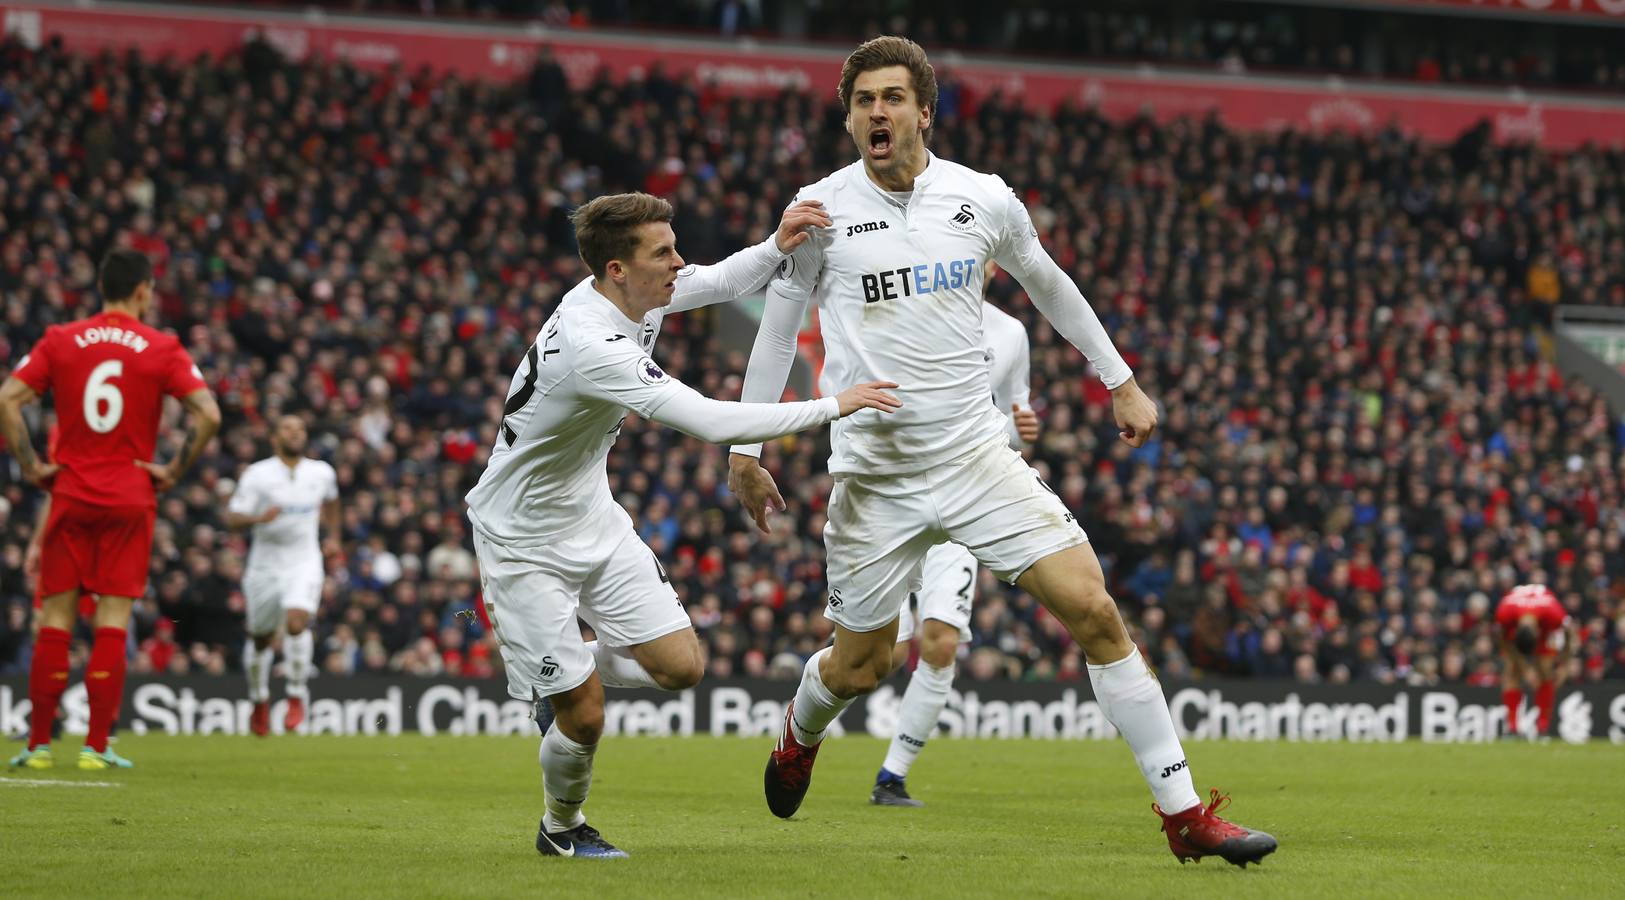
[868,128,892,157]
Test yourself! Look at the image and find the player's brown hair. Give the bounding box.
[570,192,675,280]
[837,36,938,131]
[98,249,153,303]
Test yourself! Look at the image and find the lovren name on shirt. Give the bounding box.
[73,326,151,352]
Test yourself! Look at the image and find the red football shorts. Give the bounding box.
[39,496,155,600]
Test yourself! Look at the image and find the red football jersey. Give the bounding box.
[12,310,206,508]
[1495,584,1567,639]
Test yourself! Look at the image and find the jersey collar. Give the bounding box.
[577,277,645,332]
[855,151,940,205]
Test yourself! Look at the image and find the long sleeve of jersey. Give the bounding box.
[729,236,821,459]
[665,238,785,314]
[648,382,839,445]
[992,191,1132,390]
[997,330,1033,450]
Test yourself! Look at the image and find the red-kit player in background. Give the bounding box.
[2,249,221,771]
[1494,584,1576,739]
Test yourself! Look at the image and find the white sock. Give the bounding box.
[1088,647,1200,814]
[540,724,596,833]
[244,639,273,703]
[789,647,852,746]
[284,630,314,701]
[881,660,954,778]
[586,640,661,690]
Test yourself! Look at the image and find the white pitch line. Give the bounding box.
[0,776,123,788]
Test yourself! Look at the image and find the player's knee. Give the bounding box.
[555,700,605,744]
[652,656,704,691]
[919,632,957,669]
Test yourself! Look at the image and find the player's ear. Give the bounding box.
[844,112,853,135]
[605,259,625,284]
[919,104,931,134]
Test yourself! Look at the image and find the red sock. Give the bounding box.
[28,627,72,750]
[84,627,128,753]
[1534,681,1556,735]
[1502,688,1521,734]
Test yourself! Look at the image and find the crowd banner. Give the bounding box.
[3,0,1624,149]
[2,676,1621,743]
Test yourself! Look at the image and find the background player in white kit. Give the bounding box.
[728,37,1278,866]
[226,415,339,737]
[870,265,1039,807]
[463,192,901,860]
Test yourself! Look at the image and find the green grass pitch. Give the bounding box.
[4,734,1622,897]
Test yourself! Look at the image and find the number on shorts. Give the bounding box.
[958,566,974,601]
[83,359,125,433]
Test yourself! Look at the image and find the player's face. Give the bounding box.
[846,66,931,177]
[273,417,308,456]
[613,222,685,310]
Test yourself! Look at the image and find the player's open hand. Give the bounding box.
[21,461,58,488]
[774,200,832,254]
[1013,404,1040,443]
[136,459,181,491]
[728,453,786,534]
[23,539,41,588]
[1111,377,1158,448]
[834,381,902,417]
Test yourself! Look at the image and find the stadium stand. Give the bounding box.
[0,31,1621,688]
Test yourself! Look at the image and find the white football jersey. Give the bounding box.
[229,457,338,572]
[740,152,1128,476]
[982,302,1032,449]
[466,239,810,545]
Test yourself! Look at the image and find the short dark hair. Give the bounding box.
[838,36,938,129]
[569,193,674,279]
[98,249,153,303]
[1513,624,1539,656]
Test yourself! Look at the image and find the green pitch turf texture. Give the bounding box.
[3,735,1621,897]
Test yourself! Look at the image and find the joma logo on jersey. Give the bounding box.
[861,258,978,304]
[845,220,889,237]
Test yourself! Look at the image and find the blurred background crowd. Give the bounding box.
[259,0,1625,91]
[0,12,1622,686]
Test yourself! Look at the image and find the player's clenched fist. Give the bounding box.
[1111,376,1158,448]
[833,380,902,417]
[774,200,832,254]
[1013,404,1040,444]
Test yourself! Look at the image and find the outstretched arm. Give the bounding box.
[665,200,831,313]
[993,191,1156,447]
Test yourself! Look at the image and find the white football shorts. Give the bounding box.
[822,433,1086,635]
[895,541,977,644]
[473,510,690,702]
[244,562,324,636]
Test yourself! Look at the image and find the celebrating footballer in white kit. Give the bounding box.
[870,280,1040,808]
[463,192,901,860]
[226,415,339,737]
[728,36,1277,866]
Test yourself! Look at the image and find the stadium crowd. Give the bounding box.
[276,0,1625,91]
[0,36,1622,688]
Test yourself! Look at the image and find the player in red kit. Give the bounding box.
[1494,584,1576,739]
[2,249,221,771]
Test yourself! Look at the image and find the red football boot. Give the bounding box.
[250,702,271,737]
[763,702,821,818]
[1156,789,1279,867]
[284,697,306,733]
